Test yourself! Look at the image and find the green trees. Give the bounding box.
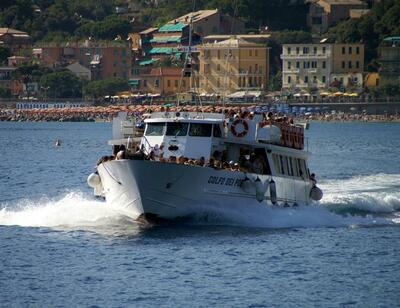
[329,0,400,69]
[85,77,129,98]
[39,70,82,98]
[0,46,11,65]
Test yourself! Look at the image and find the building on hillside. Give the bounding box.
[172,9,245,37]
[202,34,271,45]
[66,62,92,80]
[198,37,269,95]
[128,9,245,64]
[131,67,190,95]
[330,43,364,88]
[308,0,368,33]
[281,42,364,93]
[0,28,31,55]
[34,41,131,80]
[7,56,29,67]
[128,27,158,59]
[378,37,400,84]
[364,72,380,88]
[281,43,333,91]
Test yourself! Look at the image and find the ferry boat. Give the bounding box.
[87,110,323,222]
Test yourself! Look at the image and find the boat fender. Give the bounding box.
[310,186,323,201]
[255,177,266,202]
[269,178,277,205]
[87,172,101,188]
[241,176,252,193]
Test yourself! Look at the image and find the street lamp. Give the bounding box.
[41,86,50,102]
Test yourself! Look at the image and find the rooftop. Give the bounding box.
[0,28,29,35]
[172,9,219,24]
[144,67,184,77]
[140,27,158,35]
[201,37,264,48]
[159,22,186,32]
[318,0,366,5]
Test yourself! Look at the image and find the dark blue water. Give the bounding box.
[1,121,399,307]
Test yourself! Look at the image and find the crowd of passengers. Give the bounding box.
[98,145,270,175]
[149,107,296,126]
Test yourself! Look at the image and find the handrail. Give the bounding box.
[140,135,152,156]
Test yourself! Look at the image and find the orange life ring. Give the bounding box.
[231,118,249,137]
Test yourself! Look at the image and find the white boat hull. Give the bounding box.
[97,160,315,221]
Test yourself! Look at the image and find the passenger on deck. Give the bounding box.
[310,173,317,186]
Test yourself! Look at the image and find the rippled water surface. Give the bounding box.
[1,121,399,307]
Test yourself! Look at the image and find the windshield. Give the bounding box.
[189,123,212,137]
[145,123,165,136]
[166,122,189,136]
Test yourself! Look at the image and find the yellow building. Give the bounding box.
[331,43,364,88]
[198,37,269,94]
[134,67,190,95]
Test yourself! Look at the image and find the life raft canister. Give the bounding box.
[231,118,249,137]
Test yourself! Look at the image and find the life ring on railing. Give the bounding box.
[231,118,249,137]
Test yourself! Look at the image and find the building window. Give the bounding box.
[288,62,291,69]
[288,76,291,84]
[217,64,220,71]
[313,76,317,83]
[296,61,300,69]
[356,61,360,69]
[303,47,309,54]
[304,76,308,83]
[287,47,291,54]
[249,50,252,57]
[322,46,326,54]
[175,80,178,87]
[349,46,352,54]
[313,47,317,54]
[342,46,345,54]
[255,50,258,56]
[144,80,147,87]
[342,61,345,69]
[356,46,360,54]
[349,61,352,69]
[311,61,317,68]
[167,80,171,87]
[296,47,300,54]
[255,63,258,72]
[155,79,160,87]
[322,76,326,83]
[322,61,326,69]
[217,78,220,87]
[217,50,220,59]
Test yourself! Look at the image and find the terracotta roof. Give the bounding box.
[147,67,183,76]
[0,28,29,35]
[172,9,219,24]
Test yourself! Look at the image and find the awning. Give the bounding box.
[159,22,186,32]
[149,47,179,54]
[150,36,181,43]
[138,59,159,66]
[129,79,140,85]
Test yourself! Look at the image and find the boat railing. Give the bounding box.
[140,135,152,156]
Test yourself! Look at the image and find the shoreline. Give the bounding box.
[1,105,400,123]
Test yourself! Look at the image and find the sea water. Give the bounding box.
[0,121,399,307]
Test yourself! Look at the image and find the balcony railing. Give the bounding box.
[281,53,330,59]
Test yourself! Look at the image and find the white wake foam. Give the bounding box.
[0,173,398,232]
[320,174,400,213]
[0,192,140,235]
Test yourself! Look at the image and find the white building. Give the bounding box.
[16,101,90,109]
[281,43,332,91]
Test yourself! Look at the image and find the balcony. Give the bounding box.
[281,53,330,59]
[283,69,300,73]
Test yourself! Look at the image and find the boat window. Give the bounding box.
[279,155,285,174]
[213,124,222,138]
[189,123,212,137]
[145,123,165,136]
[166,122,188,136]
